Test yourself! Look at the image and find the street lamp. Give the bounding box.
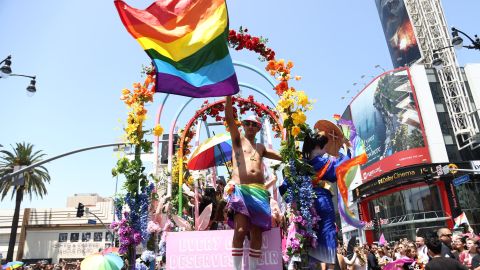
[431,27,480,70]
[0,55,37,96]
[0,55,12,76]
[451,27,480,50]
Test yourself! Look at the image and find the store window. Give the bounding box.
[455,178,480,233]
[105,231,113,242]
[367,185,447,241]
[58,233,68,242]
[368,185,444,219]
[94,232,103,242]
[70,233,79,242]
[82,232,91,242]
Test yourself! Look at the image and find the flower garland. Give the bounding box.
[111,183,154,254]
[119,68,163,148]
[113,68,164,268]
[111,163,156,253]
[268,59,318,265]
[110,217,142,255]
[230,27,319,265]
[228,27,275,61]
[178,95,282,157]
[282,160,320,262]
[228,27,319,263]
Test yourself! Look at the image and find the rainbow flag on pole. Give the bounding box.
[114,0,239,98]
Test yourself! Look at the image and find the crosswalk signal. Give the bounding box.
[76,203,85,218]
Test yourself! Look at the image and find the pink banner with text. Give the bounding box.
[166,228,282,270]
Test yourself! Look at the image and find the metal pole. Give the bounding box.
[233,61,277,88]
[86,209,112,233]
[449,169,480,173]
[153,94,170,176]
[86,209,114,246]
[0,143,130,182]
[167,98,194,197]
[193,122,202,227]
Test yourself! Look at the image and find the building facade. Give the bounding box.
[341,64,480,243]
[0,194,114,264]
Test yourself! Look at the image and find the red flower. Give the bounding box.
[227,27,276,62]
[275,81,289,95]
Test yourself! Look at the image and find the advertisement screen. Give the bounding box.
[375,0,421,68]
[347,68,430,182]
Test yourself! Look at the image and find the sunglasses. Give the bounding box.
[242,120,259,128]
[442,234,453,237]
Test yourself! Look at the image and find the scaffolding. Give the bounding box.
[405,0,479,149]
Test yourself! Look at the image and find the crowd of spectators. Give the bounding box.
[336,227,480,270]
[0,259,81,270]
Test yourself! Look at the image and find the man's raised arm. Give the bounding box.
[225,96,241,146]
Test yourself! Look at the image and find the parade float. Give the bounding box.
[108,1,367,269]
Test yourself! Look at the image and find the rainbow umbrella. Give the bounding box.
[2,261,24,270]
[187,133,232,171]
[81,253,124,270]
[101,247,120,255]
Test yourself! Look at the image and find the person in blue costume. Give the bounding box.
[281,130,350,270]
[305,131,350,270]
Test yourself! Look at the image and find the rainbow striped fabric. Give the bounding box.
[226,183,272,231]
[335,117,368,228]
[114,0,239,98]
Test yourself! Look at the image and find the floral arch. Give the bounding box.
[174,95,284,213]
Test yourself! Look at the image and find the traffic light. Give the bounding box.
[76,203,85,218]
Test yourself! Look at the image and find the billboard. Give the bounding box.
[344,68,430,182]
[375,0,421,68]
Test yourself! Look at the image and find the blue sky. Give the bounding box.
[1,1,479,209]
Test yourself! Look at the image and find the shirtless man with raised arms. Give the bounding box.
[224,95,282,270]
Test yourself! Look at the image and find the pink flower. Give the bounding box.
[290,238,300,250]
[147,221,161,233]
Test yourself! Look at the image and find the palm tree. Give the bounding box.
[0,142,50,261]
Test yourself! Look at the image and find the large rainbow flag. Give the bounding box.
[114,0,240,98]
